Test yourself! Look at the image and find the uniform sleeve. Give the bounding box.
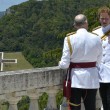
[59,37,71,69]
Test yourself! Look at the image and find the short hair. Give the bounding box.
[74,14,87,27]
[98,6,110,18]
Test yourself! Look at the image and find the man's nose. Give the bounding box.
[102,19,107,23]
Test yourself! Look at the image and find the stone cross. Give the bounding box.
[0,52,17,71]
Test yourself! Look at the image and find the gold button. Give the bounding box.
[103,54,105,56]
[103,62,105,64]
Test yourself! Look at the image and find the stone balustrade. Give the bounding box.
[0,66,102,110]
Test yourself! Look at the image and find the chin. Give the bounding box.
[102,24,108,27]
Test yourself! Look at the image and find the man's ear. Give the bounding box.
[74,25,77,29]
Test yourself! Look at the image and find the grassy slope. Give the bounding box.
[1,52,33,71]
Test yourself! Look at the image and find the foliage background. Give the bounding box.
[0,0,109,68]
[0,0,110,110]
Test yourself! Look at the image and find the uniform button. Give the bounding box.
[103,62,105,64]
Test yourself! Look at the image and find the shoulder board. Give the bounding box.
[91,32,98,36]
[66,32,75,37]
[92,26,101,31]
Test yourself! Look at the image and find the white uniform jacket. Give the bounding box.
[93,24,110,83]
[59,28,102,89]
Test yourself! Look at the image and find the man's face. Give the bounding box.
[99,12,110,27]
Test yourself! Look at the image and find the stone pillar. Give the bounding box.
[96,90,102,109]
[5,92,21,110]
[81,101,85,110]
[46,87,58,110]
[29,96,39,110]
[27,89,39,110]
[8,99,19,110]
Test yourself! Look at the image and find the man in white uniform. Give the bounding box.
[93,6,110,110]
[59,14,102,110]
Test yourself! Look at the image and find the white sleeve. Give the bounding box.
[59,37,71,69]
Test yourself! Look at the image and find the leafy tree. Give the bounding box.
[0,0,110,68]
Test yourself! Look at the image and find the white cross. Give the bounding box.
[0,52,17,71]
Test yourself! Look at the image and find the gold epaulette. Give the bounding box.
[92,26,101,31]
[66,32,75,36]
[91,32,98,36]
[101,30,110,40]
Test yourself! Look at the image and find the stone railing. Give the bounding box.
[0,66,102,110]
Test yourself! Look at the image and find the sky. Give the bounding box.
[0,0,28,11]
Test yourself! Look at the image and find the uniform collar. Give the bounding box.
[77,28,87,33]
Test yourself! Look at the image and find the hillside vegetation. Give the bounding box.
[3,52,33,71]
[0,0,109,68]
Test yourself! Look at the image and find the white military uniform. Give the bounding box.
[93,24,110,83]
[59,28,102,89]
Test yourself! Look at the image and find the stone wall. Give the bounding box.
[0,66,102,110]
